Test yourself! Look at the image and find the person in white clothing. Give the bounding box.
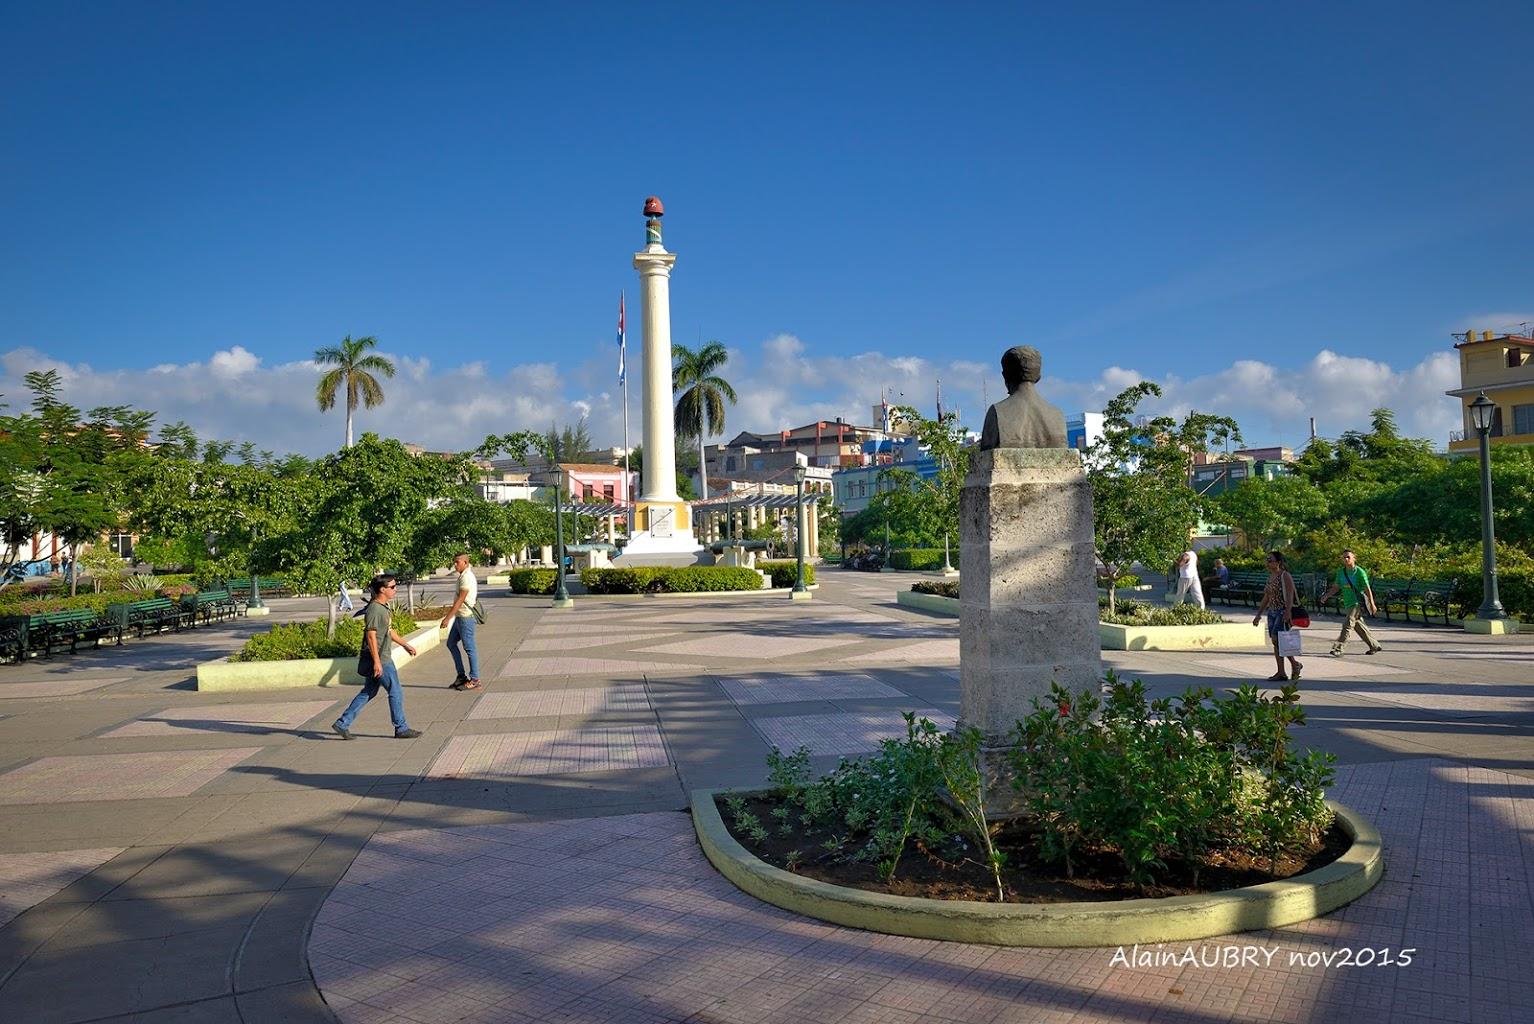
[441,553,481,690]
[1172,549,1205,609]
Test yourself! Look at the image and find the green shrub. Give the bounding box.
[757,561,815,588]
[581,566,764,594]
[1012,674,1335,888]
[0,592,121,616]
[888,548,960,571]
[1099,599,1226,626]
[1098,573,1141,588]
[229,610,419,663]
[506,568,558,595]
[911,580,959,598]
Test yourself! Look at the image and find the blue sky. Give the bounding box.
[3,2,1531,456]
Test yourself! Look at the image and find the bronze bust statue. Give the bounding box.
[979,345,1067,450]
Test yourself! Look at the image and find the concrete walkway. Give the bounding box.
[0,571,1529,1022]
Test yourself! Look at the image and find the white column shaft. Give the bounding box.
[635,250,679,504]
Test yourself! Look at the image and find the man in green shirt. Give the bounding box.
[1319,550,1383,657]
[332,574,421,739]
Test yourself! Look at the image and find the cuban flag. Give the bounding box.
[617,292,626,386]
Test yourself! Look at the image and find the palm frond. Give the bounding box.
[357,373,387,408]
[316,369,345,411]
[354,355,396,378]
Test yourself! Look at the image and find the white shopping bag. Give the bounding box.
[1276,628,1303,658]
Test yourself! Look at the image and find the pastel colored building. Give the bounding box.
[1446,330,1534,453]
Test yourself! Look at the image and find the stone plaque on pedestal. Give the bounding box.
[960,447,1102,813]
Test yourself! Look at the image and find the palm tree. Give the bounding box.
[314,335,396,449]
[672,341,737,501]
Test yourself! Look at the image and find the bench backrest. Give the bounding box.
[40,609,101,624]
[193,590,231,602]
[1226,571,1268,586]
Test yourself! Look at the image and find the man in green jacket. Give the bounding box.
[1318,550,1383,657]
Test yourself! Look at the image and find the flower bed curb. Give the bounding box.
[691,788,1383,948]
[896,590,960,615]
[195,624,440,692]
[1098,621,1267,650]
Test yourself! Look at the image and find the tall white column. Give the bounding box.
[635,243,679,504]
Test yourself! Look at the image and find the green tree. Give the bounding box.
[890,404,971,550]
[543,419,593,464]
[1215,476,1330,551]
[672,340,737,501]
[264,434,459,633]
[314,335,396,450]
[1088,382,1241,613]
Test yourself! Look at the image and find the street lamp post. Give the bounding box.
[552,483,573,609]
[1469,393,1505,621]
[248,527,265,611]
[941,532,954,574]
[792,466,810,599]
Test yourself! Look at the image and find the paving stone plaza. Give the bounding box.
[0,571,1531,1023]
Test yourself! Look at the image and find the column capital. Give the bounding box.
[633,250,677,274]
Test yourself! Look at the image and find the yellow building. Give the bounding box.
[1446,330,1534,454]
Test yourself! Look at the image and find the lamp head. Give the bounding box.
[1469,392,1496,434]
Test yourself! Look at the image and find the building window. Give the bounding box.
[1514,404,1534,436]
[1509,348,1528,369]
[109,533,134,558]
[603,484,615,500]
[726,456,736,472]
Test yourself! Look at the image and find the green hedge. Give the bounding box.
[1098,598,1225,627]
[911,580,959,598]
[229,611,419,663]
[506,568,559,595]
[581,567,765,594]
[888,548,960,571]
[757,561,815,588]
[0,578,211,616]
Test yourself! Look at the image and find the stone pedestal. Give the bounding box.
[960,448,1102,814]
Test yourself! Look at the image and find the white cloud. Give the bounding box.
[0,337,1467,458]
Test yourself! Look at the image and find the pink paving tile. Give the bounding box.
[634,635,861,659]
[0,677,127,699]
[842,638,959,664]
[514,633,677,652]
[749,709,956,756]
[496,656,702,677]
[0,747,261,804]
[100,700,338,737]
[465,686,651,720]
[717,672,905,706]
[0,846,124,927]
[424,727,669,779]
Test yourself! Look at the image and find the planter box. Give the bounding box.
[896,590,960,616]
[1099,621,1267,651]
[196,624,440,692]
[486,574,511,587]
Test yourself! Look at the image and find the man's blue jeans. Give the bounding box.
[336,661,408,733]
[447,615,480,681]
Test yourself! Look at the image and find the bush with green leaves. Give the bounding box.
[757,560,814,588]
[580,566,764,594]
[506,568,558,595]
[888,548,960,571]
[1098,598,1226,627]
[910,580,959,598]
[229,610,419,662]
[1011,674,1334,889]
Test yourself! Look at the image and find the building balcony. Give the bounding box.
[1448,431,1534,454]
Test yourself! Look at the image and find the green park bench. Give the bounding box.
[181,589,239,625]
[225,576,289,598]
[107,597,187,638]
[1382,577,1459,626]
[0,609,117,661]
[1370,579,1413,622]
[1209,570,1268,607]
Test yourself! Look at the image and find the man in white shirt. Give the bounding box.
[1172,549,1205,609]
[441,553,481,690]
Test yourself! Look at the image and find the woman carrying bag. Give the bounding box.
[1252,551,1303,682]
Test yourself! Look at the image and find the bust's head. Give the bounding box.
[1000,345,1042,393]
